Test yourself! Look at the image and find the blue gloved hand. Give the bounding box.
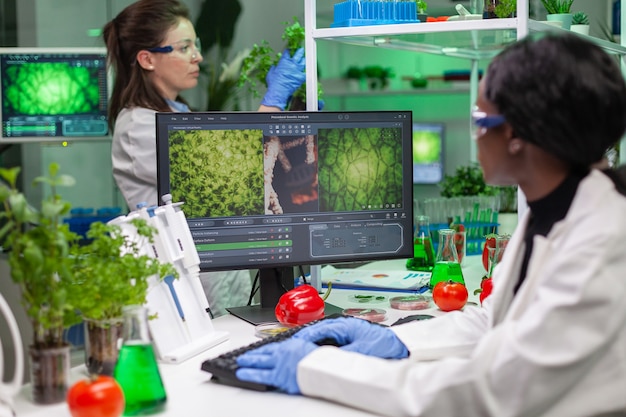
[293,317,409,359]
[262,48,306,110]
[236,338,317,394]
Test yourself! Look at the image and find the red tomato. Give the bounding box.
[481,234,497,271]
[67,375,125,417]
[432,280,468,312]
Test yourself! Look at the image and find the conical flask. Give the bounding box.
[429,228,465,289]
[113,305,167,416]
[406,215,435,272]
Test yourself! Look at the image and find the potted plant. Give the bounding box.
[494,0,516,18]
[0,163,82,404]
[363,65,395,90]
[541,0,575,29]
[238,17,322,111]
[71,220,177,377]
[344,66,365,91]
[570,11,590,35]
[416,0,428,21]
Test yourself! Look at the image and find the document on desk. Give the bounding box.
[321,265,430,293]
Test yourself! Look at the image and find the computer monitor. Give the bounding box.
[0,47,110,144]
[156,111,414,324]
[412,122,444,184]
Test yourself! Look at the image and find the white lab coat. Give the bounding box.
[111,106,252,318]
[298,169,626,417]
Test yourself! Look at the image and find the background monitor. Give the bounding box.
[412,122,444,184]
[156,110,414,324]
[0,47,110,144]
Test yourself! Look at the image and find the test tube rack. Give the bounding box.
[332,0,420,28]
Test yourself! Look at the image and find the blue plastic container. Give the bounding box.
[332,0,420,27]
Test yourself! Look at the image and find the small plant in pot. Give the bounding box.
[570,11,590,35]
[495,0,516,18]
[71,219,178,377]
[541,0,575,29]
[416,0,427,21]
[0,163,82,404]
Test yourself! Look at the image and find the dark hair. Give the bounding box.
[103,0,191,130]
[485,32,626,169]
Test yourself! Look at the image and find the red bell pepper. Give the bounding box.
[474,275,493,306]
[481,234,497,272]
[275,284,325,326]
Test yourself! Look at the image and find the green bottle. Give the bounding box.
[430,228,465,289]
[114,305,167,416]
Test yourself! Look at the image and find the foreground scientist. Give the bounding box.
[235,33,626,417]
[103,0,305,316]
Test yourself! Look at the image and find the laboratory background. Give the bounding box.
[0,0,623,388]
[0,0,621,212]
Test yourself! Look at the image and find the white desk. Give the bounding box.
[12,256,486,417]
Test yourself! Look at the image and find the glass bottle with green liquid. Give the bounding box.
[430,228,465,289]
[406,215,435,272]
[114,305,167,416]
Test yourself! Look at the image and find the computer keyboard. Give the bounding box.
[201,314,345,391]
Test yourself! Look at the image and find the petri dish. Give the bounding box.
[342,308,387,323]
[254,323,291,339]
[389,295,431,310]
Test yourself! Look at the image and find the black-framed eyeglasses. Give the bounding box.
[148,38,202,58]
[471,107,506,140]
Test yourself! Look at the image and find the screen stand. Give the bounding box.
[227,267,342,326]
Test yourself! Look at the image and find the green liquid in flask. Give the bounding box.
[430,261,465,289]
[406,236,435,272]
[114,343,167,416]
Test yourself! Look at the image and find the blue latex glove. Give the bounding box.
[262,48,306,110]
[293,317,409,359]
[236,338,317,394]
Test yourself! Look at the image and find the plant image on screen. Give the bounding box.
[168,129,265,218]
[264,134,319,215]
[2,63,100,115]
[412,130,441,164]
[317,127,403,212]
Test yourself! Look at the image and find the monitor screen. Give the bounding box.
[412,122,444,184]
[0,47,110,144]
[156,111,414,323]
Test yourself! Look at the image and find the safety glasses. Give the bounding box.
[471,107,506,140]
[148,38,202,59]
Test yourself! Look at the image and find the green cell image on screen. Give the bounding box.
[317,127,403,212]
[412,130,442,164]
[168,129,265,218]
[2,62,101,116]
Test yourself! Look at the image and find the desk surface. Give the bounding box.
[12,256,486,417]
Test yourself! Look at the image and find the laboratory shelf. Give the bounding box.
[311,18,519,60]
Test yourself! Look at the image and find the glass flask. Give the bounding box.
[406,215,435,272]
[113,305,167,416]
[430,228,465,289]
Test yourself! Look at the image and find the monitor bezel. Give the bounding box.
[0,47,111,144]
[156,110,415,324]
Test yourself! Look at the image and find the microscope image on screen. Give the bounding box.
[0,48,110,142]
[168,128,266,218]
[3,62,100,119]
[317,127,403,212]
[264,134,318,215]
